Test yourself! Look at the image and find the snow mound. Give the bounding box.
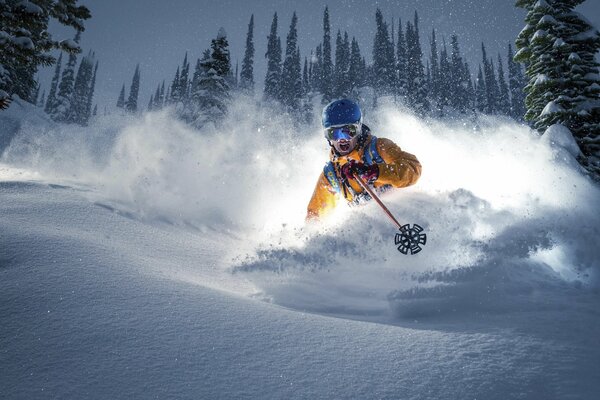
[1,98,599,324]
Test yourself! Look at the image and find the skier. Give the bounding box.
[307,99,422,221]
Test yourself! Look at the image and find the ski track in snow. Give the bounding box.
[1,98,600,398]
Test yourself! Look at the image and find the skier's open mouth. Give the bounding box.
[338,141,351,152]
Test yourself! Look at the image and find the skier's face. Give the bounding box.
[325,124,361,155]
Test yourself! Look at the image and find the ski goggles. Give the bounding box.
[324,123,361,141]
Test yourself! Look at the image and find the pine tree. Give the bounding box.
[449,35,468,112]
[0,0,91,106]
[240,14,255,93]
[396,18,408,98]
[44,53,62,114]
[312,44,323,93]
[52,31,81,122]
[179,53,190,103]
[429,29,440,108]
[475,65,486,112]
[264,13,282,102]
[515,0,600,178]
[496,54,511,116]
[405,12,429,115]
[334,31,352,98]
[438,38,451,112]
[71,51,95,124]
[507,43,526,120]
[481,43,498,114]
[372,9,396,97]
[126,64,140,113]
[349,37,364,99]
[170,66,181,104]
[280,12,303,113]
[84,61,98,124]
[38,89,46,108]
[321,7,334,103]
[190,29,232,126]
[116,84,125,109]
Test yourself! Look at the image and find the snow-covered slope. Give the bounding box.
[1,98,599,399]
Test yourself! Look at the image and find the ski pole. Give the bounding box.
[353,173,427,255]
[353,174,403,229]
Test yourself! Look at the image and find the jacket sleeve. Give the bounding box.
[306,172,338,221]
[375,138,422,188]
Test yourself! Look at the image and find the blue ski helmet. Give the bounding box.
[322,99,362,128]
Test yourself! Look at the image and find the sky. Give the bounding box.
[38,0,600,113]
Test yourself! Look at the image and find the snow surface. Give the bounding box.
[1,98,600,399]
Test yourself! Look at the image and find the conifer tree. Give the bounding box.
[449,35,468,112]
[126,64,140,113]
[496,54,511,115]
[179,53,190,103]
[429,29,440,107]
[349,37,364,98]
[475,65,486,112]
[405,12,429,115]
[321,7,334,103]
[280,12,302,112]
[170,66,181,104]
[71,51,95,124]
[396,18,408,98]
[312,44,323,93]
[515,0,600,178]
[0,0,90,106]
[240,14,255,93]
[52,31,81,122]
[116,84,125,109]
[45,53,62,114]
[372,9,396,97]
[438,38,451,112]
[507,43,526,120]
[38,90,46,108]
[264,13,282,102]
[481,43,498,113]
[190,29,231,126]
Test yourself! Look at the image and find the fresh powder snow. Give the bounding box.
[1,98,599,399]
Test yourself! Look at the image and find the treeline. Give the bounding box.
[142,7,528,127]
[43,31,99,125]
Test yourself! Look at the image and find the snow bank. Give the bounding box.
[1,98,599,322]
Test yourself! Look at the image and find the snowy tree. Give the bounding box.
[334,31,352,98]
[0,0,91,107]
[396,18,408,98]
[496,54,511,116]
[405,12,429,115]
[321,7,334,103]
[515,0,600,178]
[280,12,303,113]
[71,51,95,124]
[429,29,440,109]
[348,37,364,99]
[190,29,231,127]
[372,9,396,97]
[52,31,81,122]
[507,43,527,120]
[449,35,470,112]
[240,14,255,93]
[481,43,499,114]
[475,65,486,112]
[116,84,125,109]
[264,13,282,103]
[438,38,451,112]
[126,64,140,113]
[44,53,62,114]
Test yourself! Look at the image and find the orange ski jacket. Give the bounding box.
[306,133,421,220]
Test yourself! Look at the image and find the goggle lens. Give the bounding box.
[325,124,360,141]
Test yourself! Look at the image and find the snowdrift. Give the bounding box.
[1,98,599,322]
[2,98,600,399]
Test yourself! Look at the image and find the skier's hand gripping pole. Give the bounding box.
[353,173,427,255]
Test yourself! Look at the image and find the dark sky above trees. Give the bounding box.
[39,0,600,112]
